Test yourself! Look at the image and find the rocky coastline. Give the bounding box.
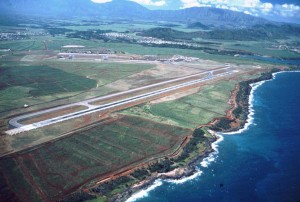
[112,68,286,202]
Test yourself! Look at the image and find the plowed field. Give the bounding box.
[0,115,191,201]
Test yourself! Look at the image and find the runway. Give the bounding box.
[6,67,237,135]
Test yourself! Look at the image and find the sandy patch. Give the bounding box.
[150,87,201,104]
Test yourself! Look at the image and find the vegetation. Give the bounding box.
[211,68,281,132]
[0,65,96,97]
[148,158,174,173]
[89,127,212,201]
[122,80,235,129]
[209,118,233,131]
[91,176,132,196]
[0,61,153,120]
[0,13,299,202]
[235,68,280,121]
[141,42,252,57]
[140,24,300,41]
[66,30,115,42]
[130,168,150,180]
[0,115,190,201]
[59,191,96,202]
[44,27,73,37]
[174,128,206,162]
[187,22,210,30]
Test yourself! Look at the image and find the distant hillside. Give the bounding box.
[139,24,300,41]
[0,0,149,18]
[150,7,268,28]
[187,22,210,30]
[0,0,269,28]
[139,28,193,40]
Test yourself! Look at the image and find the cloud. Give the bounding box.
[92,0,166,6]
[181,0,200,8]
[277,4,300,17]
[180,0,300,18]
[130,0,166,6]
[91,0,112,3]
[244,10,252,15]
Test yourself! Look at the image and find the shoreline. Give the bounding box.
[119,70,295,202]
[113,134,217,202]
[75,69,300,202]
[120,134,223,202]
[224,70,300,135]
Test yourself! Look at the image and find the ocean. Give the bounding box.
[127,71,300,202]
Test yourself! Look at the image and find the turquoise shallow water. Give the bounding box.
[128,72,300,202]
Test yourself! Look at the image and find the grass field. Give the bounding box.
[0,65,96,97]
[121,80,235,129]
[0,61,154,121]
[223,40,300,59]
[0,115,191,201]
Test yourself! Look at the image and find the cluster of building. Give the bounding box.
[137,37,200,48]
[99,32,202,49]
[60,47,115,55]
[100,32,134,41]
[58,46,116,60]
[142,54,199,62]
[270,43,300,54]
[0,30,46,41]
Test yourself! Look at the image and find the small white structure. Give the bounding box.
[62,45,85,48]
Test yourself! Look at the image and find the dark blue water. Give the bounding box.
[129,72,300,202]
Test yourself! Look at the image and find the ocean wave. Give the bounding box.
[273,71,300,79]
[201,134,224,167]
[126,134,225,201]
[223,71,300,135]
[125,71,300,201]
[223,79,267,135]
[126,180,163,202]
[165,170,203,184]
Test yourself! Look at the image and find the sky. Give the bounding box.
[91,0,300,23]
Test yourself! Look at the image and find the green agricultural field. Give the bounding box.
[0,61,153,119]
[0,65,96,96]
[121,80,235,129]
[0,115,191,201]
[0,64,94,112]
[223,40,300,59]
[46,61,154,87]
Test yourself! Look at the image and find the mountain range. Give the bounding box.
[0,0,269,28]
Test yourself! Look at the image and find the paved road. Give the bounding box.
[6,67,236,135]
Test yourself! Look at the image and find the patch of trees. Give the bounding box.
[288,66,300,71]
[160,23,180,28]
[212,68,281,132]
[139,24,300,41]
[66,30,137,43]
[141,42,214,51]
[66,30,112,41]
[174,128,205,162]
[59,191,96,202]
[131,168,150,180]
[91,176,132,195]
[187,22,210,30]
[233,68,280,121]
[148,158,173,173]
[212,26,290,41]
[44,27,73,36]
[138,28,195,40]
[210,118,233,131]
[141,41,252,57]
